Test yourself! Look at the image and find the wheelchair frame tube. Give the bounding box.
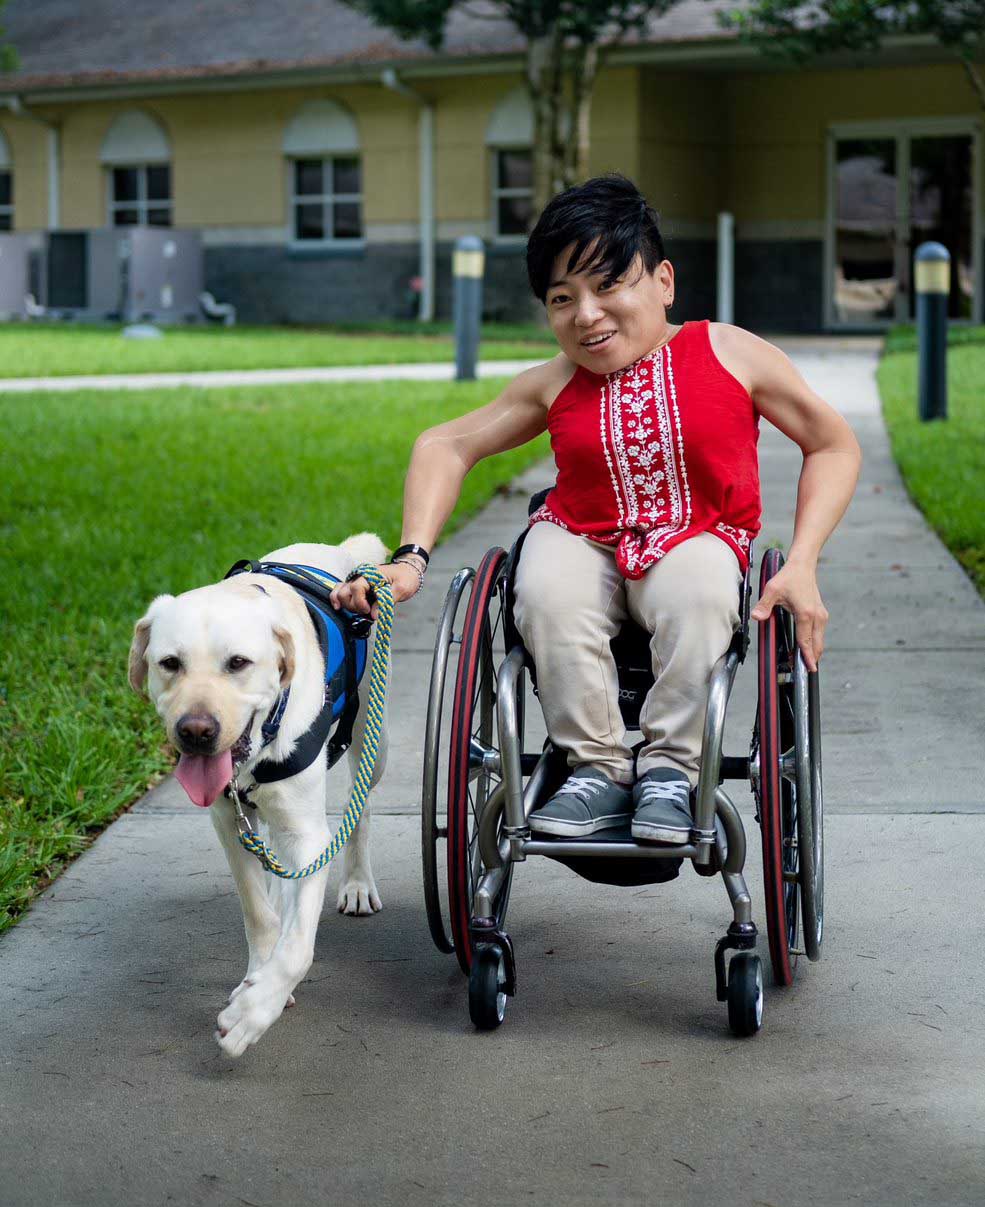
[475,750,557,913]
[497,646,529,860]
[422,567,474,831]
[715,786,752,926]
[693,650,740,866]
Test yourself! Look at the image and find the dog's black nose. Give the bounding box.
[176,713,220,753]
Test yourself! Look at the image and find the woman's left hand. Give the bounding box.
[750,558,828,673]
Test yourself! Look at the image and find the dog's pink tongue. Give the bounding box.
[175,750,233,808]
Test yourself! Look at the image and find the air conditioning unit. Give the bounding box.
[44,229,124,318]
[123,228,204,324]
[0,232,42,319]
[41,228,205,323]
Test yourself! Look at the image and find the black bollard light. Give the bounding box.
[915,241,950,422]
[453,235,484,381]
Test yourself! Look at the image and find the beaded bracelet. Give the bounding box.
[391,557,426,596]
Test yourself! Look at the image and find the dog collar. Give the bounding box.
[260,689,291,748]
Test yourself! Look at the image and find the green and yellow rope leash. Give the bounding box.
[232,563,393,879]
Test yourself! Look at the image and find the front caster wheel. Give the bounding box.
[469,944,508,1030]
[727,952,764,1037]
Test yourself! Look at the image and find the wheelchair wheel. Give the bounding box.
[727,952,764,1037]
[794,644,824,961]
[446,547,520,975]
[754,547,800,987]
[422,567,475,955]
[468,944,508,1030]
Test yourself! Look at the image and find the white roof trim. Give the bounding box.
[0,128,10,169]
[100,109,171,163]
[283,98,359,156]
[485,86,533,146]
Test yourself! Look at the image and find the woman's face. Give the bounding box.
[545,248,675,374]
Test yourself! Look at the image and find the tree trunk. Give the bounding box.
[526,28,565,217]
[960,55,985,113]
[565,41,599,185]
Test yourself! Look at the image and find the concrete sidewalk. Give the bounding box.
[0,358,544,393]
[2,342,984,1206]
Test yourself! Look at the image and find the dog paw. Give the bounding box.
[215,980,290,1058]
[337,877,382,916]
[228,976,254,1004]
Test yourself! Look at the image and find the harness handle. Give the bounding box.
[232,564,394,879]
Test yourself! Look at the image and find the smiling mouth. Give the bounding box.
[581,331,615,350]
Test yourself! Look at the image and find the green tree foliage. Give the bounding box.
[341,2,680,214]
[0,0,18,72]
[723,2,985,108]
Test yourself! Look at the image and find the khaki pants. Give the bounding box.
[513,523,741,787]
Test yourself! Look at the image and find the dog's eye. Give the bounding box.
[158,656,181,673]
[227,656,252,672]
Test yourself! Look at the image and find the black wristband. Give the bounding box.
[391,543,430,567]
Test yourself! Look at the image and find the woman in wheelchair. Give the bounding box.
[333,173,861,849]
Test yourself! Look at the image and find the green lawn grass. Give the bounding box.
[879,326,985,595]
[0,322,556,378]
[0,378,549,931]
[883,323,985,354]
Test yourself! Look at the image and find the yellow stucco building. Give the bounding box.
[0,1,981,330]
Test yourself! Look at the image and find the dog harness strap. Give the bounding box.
[326,691,359,768]
[326,610,364,766]
[223,558,371,785]
[250,602,337,784]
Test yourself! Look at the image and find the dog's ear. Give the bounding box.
[128,595,172,694]
[128,616,153,694]
[274,625,295,688]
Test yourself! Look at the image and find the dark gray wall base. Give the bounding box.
[205,243,419,325]
[204,238,826,332]
[204,241,540,325]
[662,238,717,326]
[735,240,824,333]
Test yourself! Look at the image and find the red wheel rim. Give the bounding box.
[757,548,796,987]
[447,547,507,975]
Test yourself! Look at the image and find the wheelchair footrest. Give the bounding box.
[529,823,685,888]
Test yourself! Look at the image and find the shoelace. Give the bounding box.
[637,781,690,807]
[555,776,610,805]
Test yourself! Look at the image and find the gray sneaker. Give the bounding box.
[528,766,633,837]
[631,769,693,844]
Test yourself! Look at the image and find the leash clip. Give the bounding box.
[229,777,256,838]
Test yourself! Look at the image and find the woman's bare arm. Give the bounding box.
[331,357,567,616]
[711,324,862,670]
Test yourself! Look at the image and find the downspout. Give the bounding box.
[381,68,435,322]
[4,96,60,228]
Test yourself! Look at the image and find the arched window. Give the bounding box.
[0,129,13,230]
[283,99,363,243]
[486,87,534,238]
[100,110,172,227]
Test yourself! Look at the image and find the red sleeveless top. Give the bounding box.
[529,320,761,579]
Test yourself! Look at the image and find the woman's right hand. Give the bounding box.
[330,561,423,621]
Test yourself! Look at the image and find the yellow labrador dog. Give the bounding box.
[128,535,388,1058]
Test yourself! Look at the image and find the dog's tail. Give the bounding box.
[341,531,388,571]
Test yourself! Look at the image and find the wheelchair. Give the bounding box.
[421,493,824,1038]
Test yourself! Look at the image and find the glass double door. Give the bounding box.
[831,128,978,325]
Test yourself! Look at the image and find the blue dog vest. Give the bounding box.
[223,559,371,781]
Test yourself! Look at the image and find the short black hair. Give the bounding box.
[526,174,665,303]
